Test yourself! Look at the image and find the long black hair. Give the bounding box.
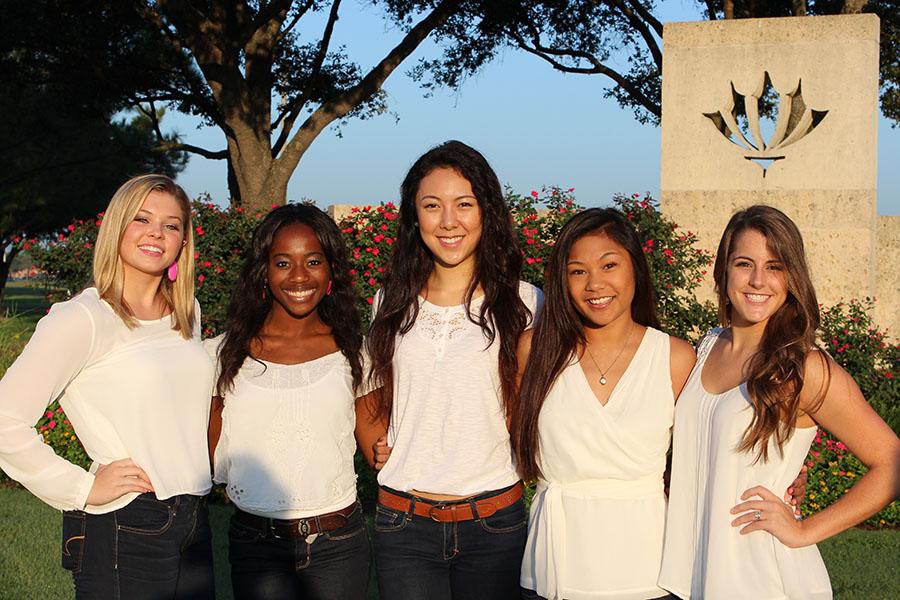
[511,208,659,481]
[366,140,531,421]
[215,204,363,397]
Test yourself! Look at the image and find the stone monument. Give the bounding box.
[660,14,899,334]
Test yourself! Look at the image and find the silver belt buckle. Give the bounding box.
[296,519,311,537]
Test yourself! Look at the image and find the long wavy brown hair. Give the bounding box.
[512,208,659,482]
[366,140,531,423]
[714,205,829,462]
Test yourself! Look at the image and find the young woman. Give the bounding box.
[658,205,900,599]
[513,208,696,600]
[358,140,542,600]
[206,204,370,599]
[0,175,215,598]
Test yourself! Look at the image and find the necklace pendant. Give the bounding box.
[599,376,607,385]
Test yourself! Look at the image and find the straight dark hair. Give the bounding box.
[512,208,659,482]
[366,140,531,422]
[713,204,828,462]
[215,204,363,397]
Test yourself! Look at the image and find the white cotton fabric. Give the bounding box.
[658,328,832,600]
[376,281,543,496]
[521,327,673,600]
[206,335,366,519]
[0,288,214,513]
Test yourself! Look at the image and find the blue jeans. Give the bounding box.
[521,588,678,600]
[62,493,214,599]
[228,504,371,599]
[375,484,527,600]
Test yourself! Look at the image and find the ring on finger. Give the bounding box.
[753,510,762,521]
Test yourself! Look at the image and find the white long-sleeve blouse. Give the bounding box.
[0,288,214,514]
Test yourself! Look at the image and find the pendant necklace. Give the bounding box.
[583,322,636,385]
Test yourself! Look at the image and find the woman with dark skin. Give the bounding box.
[208,205,370,599]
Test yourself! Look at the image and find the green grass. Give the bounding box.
[1,281,50,319]
[0,486,896,599]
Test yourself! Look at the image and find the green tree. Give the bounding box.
[0,87,187,301]
[391,0,898,126]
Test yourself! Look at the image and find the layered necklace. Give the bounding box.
[583,322,636,385]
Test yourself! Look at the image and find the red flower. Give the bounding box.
[197,275,206,282]
[366,297,374,305]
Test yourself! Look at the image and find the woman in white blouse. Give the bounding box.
[358,140,542,600]
[206,204,370,599]
[0,175,215,598]
[513,208,696,600]
[659,205,900,599]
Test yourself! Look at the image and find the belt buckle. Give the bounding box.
[295,519,311,537]
[428,503,451,522]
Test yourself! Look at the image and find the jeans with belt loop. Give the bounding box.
[61,493,215,599]
[227,503,370,599]
[374,482,527,600]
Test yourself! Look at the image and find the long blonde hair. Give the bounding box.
[713,205,828,462]
[93,174,196,338]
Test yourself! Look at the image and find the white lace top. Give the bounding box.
[376,281,543,496]
[0,288,213,514]
[205,335,364,519]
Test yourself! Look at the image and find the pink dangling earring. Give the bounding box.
[167,262,178,282]
[326,280,333,296]
[262,285,268,301]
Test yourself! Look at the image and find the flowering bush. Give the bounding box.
[35,402,90,470]
[338,202,399,320]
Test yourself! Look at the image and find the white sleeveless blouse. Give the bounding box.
[658,328,831,599]
[521,327,673,600]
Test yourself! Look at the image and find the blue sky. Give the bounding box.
[166,2,900,215]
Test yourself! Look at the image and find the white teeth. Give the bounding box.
[138,245,163,254]
[440,236,462,244]
[284,289,315,300]
[745,293,769,303]
[587,297,613,305]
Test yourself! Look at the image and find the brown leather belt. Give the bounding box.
[234,502,357,539]
[378,482,524,523]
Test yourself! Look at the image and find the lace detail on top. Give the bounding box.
[695,327,724,363]
[414,299,481,358]
[238,351,343,390]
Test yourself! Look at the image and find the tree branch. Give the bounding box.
[170,143,229,160]
[624,0,664,36]
[272,0,343,157]
[276,0,317,42]
[276,0,462,174]
[512,32,660,119]
[841,0,868,13]
[614,0,662,68]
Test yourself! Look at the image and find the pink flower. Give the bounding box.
[197,275,205,282]
[48,420,56,429]
[530,191,539,198]
[526,257,536,265]
[366,297,374,305]
[67,224,75,232]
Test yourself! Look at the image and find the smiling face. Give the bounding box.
[725,228,789,328]
[566,231,636,329]
[415,167,483,272]
[118,190,185,281]
[266,222,331,320]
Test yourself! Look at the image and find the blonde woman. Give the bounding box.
[659,205,900,599]
[0,175,215,598]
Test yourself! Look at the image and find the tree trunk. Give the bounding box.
[792,0,808,16]
[724,0,735,19]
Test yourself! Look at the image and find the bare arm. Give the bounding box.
[732,352,900,547]
[668,336,696,401]
[355,389,388,469]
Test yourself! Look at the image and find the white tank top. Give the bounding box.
[521,327,673,600]
[376,281,543,496]
[658,328,832,599]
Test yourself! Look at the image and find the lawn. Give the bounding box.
[0,486,897,599]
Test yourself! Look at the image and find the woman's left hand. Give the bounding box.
[731,485,811,548]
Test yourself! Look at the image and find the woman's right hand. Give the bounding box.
[373,436,392,471]
[86,458,154,506]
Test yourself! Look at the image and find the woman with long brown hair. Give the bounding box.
[513,208,696,600]
[358,140,541,600]
[658,205,900,599]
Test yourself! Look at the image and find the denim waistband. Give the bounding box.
[379,481,521,505]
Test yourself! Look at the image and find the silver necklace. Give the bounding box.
[583,323,636,385]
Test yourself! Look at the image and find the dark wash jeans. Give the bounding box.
[61,493,215,599]
[521,589,679,600]
[374,483,527,600]
[228,504,371,600]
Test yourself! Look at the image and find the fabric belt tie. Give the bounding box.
[378,481,524,523]
[534,475,663,600]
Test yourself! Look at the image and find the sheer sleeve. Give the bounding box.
[0,301,97,510]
